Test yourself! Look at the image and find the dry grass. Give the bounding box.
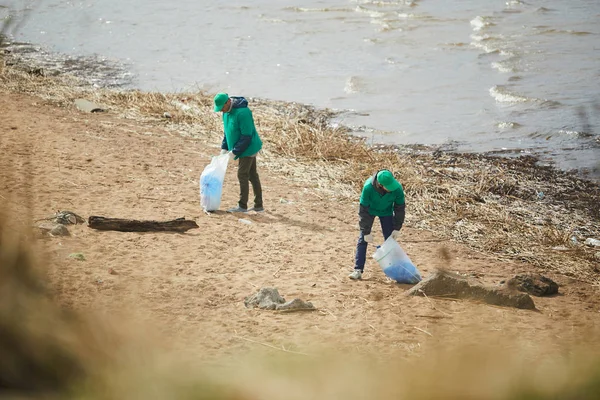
[1,63,599,284]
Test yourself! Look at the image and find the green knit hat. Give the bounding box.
[377,170,400,191]
[213,92,229,112]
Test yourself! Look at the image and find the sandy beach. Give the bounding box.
[1,63,600,398]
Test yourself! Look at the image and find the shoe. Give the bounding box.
[226,206,248,213]
[348,270,363,280]
[251,207,265,212]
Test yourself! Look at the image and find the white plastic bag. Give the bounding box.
[373,236,422,284]
[199,153,230,211]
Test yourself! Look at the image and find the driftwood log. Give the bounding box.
[88,216,198,233]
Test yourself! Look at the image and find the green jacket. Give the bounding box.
[222,106,262,159]
[358,171,406,234]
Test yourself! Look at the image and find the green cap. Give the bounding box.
[377,170,400,191]
[213,92,229,112]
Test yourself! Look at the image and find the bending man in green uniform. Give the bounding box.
[213,93,264,213]
[349,170,405,280]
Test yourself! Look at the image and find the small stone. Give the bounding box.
[507,274,559,297]
[49,224,70,237]
[37,222,70,237]
[163,112,172,119]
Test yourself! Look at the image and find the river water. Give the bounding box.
[3,0,600,179]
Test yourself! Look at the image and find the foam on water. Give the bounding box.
[489,86,532,104]
[497,121,522,129]
[470,16,493,31]
[354,6,386,18]
[491,61,516,73]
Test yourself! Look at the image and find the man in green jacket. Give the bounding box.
[349,170,406,280]
[214,93,264,213]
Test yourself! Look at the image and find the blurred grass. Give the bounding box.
[1,212,600,399]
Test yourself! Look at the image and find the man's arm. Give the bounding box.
[358,204,375,235]
[221,134,229,151]
[392,203,405,231]
[392,188,406,230]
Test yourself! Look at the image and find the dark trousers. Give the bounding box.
[354,215,394,271]
[237,156,263,210]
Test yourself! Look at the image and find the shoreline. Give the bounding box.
[2,39,600,184]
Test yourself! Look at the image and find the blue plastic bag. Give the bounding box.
[199,153,229,211]
[373,236,421,284]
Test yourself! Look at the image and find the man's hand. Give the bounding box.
[228,151,236,160]
[220,149,228,155]
[391,230,400,240]
[363,234,374,243]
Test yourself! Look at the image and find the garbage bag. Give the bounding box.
[373,236,422,284]
[199,153,229,211]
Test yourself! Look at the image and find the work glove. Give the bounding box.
[363,234,374,243]
[220,149,228,155]
[391,230,401,240]
[228,151,236,160]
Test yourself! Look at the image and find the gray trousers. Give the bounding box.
[237,156,263,210]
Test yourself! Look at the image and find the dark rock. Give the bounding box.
[506,274,559,297]
[406,270,536,310]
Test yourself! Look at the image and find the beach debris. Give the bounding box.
[584,238,600,247]
[88,216,198,233]
[238,218,252,225]
[54,210,85,225]
[506,273,559,297]
[244,287,316,312]
[171,100,202,116]
[406,270,536,310]
[37,222,70,237]
[36,210,85,225]
[68,253,85,261]
[74,99,106,113]
[162,112,172,119]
